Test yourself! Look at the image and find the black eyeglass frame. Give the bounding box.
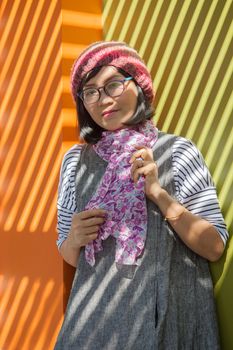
[77,77,133,104]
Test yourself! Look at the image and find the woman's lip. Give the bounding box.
[102,110,119,118]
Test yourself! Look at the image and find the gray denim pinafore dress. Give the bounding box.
[54,132,220,350]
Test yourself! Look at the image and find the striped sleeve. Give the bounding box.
[56,144,82,249]
[172,137,229,245]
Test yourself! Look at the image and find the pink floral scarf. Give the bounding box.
[85,120,158,266]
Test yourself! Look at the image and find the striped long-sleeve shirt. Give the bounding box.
[56,137,228,249]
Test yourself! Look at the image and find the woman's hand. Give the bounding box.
[129,146,224,262]
[130,145,161,200]
[68,208,107,249]
[60,208,106,267]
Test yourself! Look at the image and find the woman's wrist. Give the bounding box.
[60,232,81,267]
[164,207,186,221]
[147,184,167,205]
[148,185,185,219]
[67,229,81,250]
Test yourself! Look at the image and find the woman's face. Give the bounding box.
[82,66,138,131]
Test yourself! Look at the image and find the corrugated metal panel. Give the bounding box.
[103,0,233,348]
[0,1,102,349]
[60,0,103,310]
[0,1,64,349]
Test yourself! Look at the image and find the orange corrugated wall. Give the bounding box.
[0,1,102,349]
[60,0,103,309]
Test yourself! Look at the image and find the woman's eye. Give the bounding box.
[107,81,121,89]
[84,89,98,97]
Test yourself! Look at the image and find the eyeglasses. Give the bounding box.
[78,77,133,104]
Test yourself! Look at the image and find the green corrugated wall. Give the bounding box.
[103,0,233,348]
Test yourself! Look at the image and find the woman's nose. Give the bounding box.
[98,89,113,105]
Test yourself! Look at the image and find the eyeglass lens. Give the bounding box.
[82,80,125,104]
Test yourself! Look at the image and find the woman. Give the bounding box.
[55,41,228,349]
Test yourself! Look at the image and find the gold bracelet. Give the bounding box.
[164,208,186,221]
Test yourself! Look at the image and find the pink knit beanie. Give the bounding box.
[71,41,155,105]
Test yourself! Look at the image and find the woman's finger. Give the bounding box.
[130,158,145,178]
[129,146,153,163]
[78,208,107,220]
[81,216,105,228]
[133,144,148,150]
[81,225,100,235]
[129,149,146,163]
[83,233,99,245]
[131,162,156,183]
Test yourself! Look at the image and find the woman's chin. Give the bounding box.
[102,122,124,131]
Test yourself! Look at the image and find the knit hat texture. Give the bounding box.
[71,41,154,104]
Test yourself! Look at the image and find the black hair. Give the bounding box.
[76,66,154,144]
